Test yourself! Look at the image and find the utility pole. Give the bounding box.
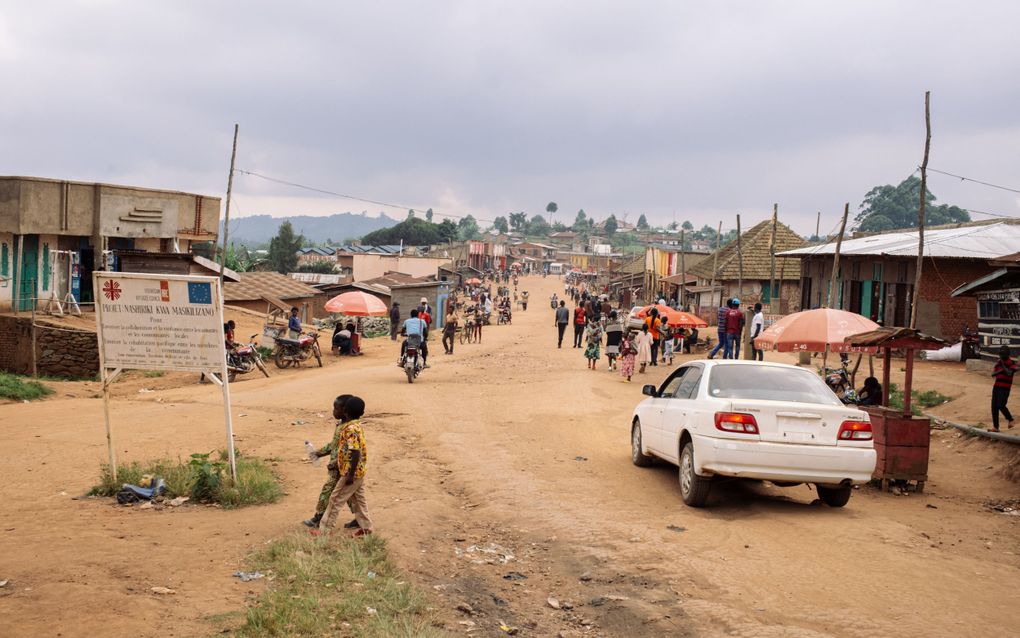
[815,211,821,241]
[218,124,239,288]
[828,204,849,308]
[910,91,931,330]
[709,221,722,308]
[680,229,686,310]
[769,203,778,311]
[736,214,744,299]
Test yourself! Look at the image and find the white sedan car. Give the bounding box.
[631,360,876,507]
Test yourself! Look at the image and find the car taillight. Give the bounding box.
[837,420,873,441]
[714,412,759,434]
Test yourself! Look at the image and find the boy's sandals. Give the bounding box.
[1009,421,1016,429]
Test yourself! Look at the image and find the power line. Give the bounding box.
[234,168,499,224]
[926,167,1020,195]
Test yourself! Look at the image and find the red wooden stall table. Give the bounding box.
[846,327,949,493]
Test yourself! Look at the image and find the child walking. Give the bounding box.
[319,396,374,536]
[660,316,674,365]
[302,394,351,529]
[619,331,637,382]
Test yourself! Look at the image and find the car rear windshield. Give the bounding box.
[707,365,841,405]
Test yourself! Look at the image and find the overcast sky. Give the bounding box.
[3,1,1019,236]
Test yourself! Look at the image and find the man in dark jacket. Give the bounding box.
[389,302,401,341]
[555,300,570,348]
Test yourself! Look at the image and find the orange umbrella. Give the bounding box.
[467,277,482,285]
[754,308,879,353]
[324,291,388,316]
[636,304,708,329]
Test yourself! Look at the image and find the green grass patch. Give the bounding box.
[0,372,54,401]
[89,450,282,509]
[888,384,952,416]
[232,533,442,638]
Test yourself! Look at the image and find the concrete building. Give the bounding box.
[0,176,220,311]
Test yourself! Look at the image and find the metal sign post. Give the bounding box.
[93,272,236,480]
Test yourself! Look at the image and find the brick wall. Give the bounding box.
[0,316,99,379]
[917,258,987,340]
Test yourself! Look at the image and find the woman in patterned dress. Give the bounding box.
[584,318,603,370]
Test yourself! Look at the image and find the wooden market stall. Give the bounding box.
[846,327,948,493]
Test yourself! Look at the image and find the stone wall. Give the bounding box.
[0,315,99,379]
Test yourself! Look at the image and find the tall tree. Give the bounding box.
[361,217,440,245]
[493,215,509,234]
[682,220,694,231]
[267,221,304,273]
[572,209,588,232]
[604,214,619,235]
[637,214,649,230]
[457,215,480,240]
[856,175,969,232]
[425,208,434,223]
[509,212,527,232]
[528,214,551,236]
[407,209,415,220]
[546,201,558,223]
[437,218,458,242]
[667,221,679,230]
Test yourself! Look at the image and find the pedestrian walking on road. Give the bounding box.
[555,300,570,348]
[573,301,586,348]
[389,302,401,341]
[724,298,744,359]
[584,318,603,370]
[302,394,352,529]
[660,316,674,365]
[991,345,1017,432]
[750,302,765,361]
[707,299,730,359]
[619,331,637,382]
[442,309,459,354]
[635,324,653,374]
[604,310,623,371]
[320,396,374,536]
[644,308,661,366]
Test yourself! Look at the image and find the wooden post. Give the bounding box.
[816,211,821,241]
[680,230,686,309]
[827,204,849,308]
[710,221,722,306]
[736,214,744,298]
[903,349,915,416]
[769,203,778,312]
[910,91,931,330]
[882,347,892,407]
[31,302,37,377]
[778,259,785,313]
[218,124,239,288]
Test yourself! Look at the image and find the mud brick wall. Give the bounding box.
[0,316,99,379]
[0,316,34,375]
[916,259,986,340]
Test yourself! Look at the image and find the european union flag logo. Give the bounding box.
[188,282,212,305]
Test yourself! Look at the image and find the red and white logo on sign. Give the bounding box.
[160,280,170,302]
[102,280,122,301]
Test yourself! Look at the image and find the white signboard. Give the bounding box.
[94,272,225,372]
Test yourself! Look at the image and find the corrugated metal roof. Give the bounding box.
[781,222,1020,259]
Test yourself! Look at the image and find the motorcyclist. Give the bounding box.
[400,308,429,368]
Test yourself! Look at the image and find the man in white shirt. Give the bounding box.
[750,302,765,361]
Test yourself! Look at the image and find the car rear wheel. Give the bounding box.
[679,441,712,507]
[816,484,852,508]
[631,421,654,467]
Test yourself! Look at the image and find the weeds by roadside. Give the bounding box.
[230,533,442,638]
[89,450,282,508]
[0,372,54,401]
[887,384,951,416]
[143,370,165,378]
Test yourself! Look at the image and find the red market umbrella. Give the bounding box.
[636,304,708,329]
[324,291,388,316]
[467,277,482,285]
[754,308,879,353]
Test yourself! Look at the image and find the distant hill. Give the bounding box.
[222,213,400,246]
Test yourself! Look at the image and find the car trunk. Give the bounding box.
[728,400,861,446]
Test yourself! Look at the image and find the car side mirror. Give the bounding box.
[642,384,658,397]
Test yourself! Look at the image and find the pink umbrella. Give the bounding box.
[324,291,388,316]
[636,304,708,329]
[754,308,879,353]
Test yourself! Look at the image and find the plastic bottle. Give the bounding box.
[304,441,320,466]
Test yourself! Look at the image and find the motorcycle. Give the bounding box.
[272,330,323,369]
[824,354,852,402]
[400,335,425,383]
[226,334,271,382]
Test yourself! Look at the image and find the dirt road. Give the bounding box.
[1,274,1019,637]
